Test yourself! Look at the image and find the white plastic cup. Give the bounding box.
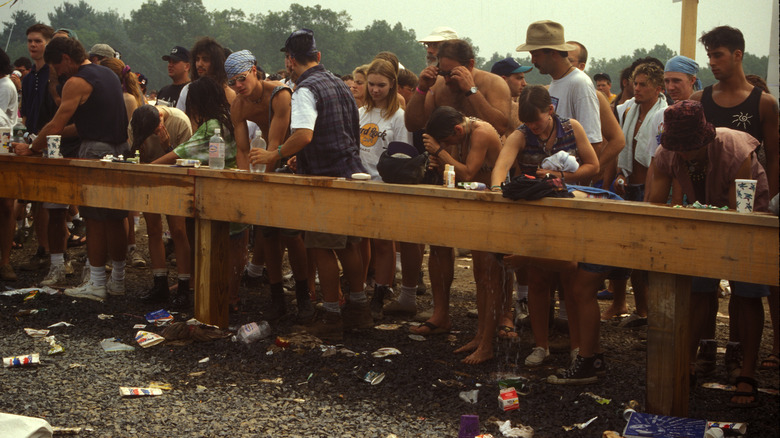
[0,128,10,154]
[46,135,63,159]
[735,179,757,213]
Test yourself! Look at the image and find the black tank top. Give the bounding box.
[72,64,128,144]
[701,85,763,142]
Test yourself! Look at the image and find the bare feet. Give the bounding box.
[462,346,494,364]
[454,335,481,353]
[600,303,628,321]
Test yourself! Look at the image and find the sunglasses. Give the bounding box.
[227,74,247,87]
[437,69,453,78]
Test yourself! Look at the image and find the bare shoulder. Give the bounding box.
[759,91,779,113]
[689,90,703,101]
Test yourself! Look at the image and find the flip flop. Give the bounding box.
[409,321,449,335]
[67,233,87,247]
[759,353,779,370]
[497,325,519,339]
[727,376,760,408]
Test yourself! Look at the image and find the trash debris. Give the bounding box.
[371,347,401,358]
[47,321,73,328]
[0,413,53,437]
[497,387,519,411]
[298,373,314,385]
[52,426,85,434]
[198,357,209,363]
[563,416,597,431]
[3,353,40,368]
[45,336,64,355]
[259,377,283,384]
[135,331,165,348]
[459,414,480,437]
[15,308,46,317]
[24,328,49,337]
[602,432,622,438]
[623,412,706,438]
[321,346,338,357]
[236,321,271,344]
[100,338,135,352]
[339,348,357,357]
[23,290,39,301]
[374,323,402,330]
[144,309,173,326]
[702,381,779,395]
[161,321,230,344]
[460,389,479,404]
[133,324,147,329]
[706,422,746,436]
[274,337,290,348]
[497,420,534,437]
[0,286,59,297]
[148,382,173,390]
[498,376,530,395]
[188,371,205,377]
[196,385,207,392]
[581,391,612,405]
[68,363,85,369]
[361,370,385,385]
[97,314,114,320]
[408,334,426,341]
[119,387,163,397]
[278,397,306,403]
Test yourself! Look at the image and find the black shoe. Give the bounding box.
[141,275,170,304]
[370,285,391,320]
[170,279,191,308]
[548,354,598,385]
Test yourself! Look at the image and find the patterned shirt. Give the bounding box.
[517,115,578,175]
[173,119,237,168]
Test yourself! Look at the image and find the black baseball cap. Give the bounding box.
[593,72,611,83]
[280,28,318,58]
[130,105,161,150]
[162,46,190,63]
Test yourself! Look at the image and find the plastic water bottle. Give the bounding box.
[208,128,225,169]
[249,133,267,173]
[12,120,26,143]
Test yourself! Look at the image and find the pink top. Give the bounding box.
[654,127,769,212]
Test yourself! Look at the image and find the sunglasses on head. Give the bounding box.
[227,74,247,87]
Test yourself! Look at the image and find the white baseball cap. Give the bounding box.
[418,26,459,43]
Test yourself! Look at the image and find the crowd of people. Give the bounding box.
[0,20,777,408]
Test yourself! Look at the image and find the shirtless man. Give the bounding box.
[418,26,459,67]
[490,57,531,135]
[226,50,313,322]
[405,39,511,135]
[415,105,509,364]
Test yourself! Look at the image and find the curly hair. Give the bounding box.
[100,57,145,108]
[185,76,234,139]
[190,37,227,85]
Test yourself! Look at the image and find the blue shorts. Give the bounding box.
[691,277,769,298]
[579,263,631,279]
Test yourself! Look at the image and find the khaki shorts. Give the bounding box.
[304,231,361,250]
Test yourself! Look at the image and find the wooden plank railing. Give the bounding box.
[1,155,777,417]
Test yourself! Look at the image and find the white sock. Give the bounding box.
[349,291,368,303]
[322,301,340,314]
[112,260,126,282]
[398,285,417,306]
[152,268,167,277]
[90,265,106,287]
[516,284,528,301]
[246,262,265,277]
[178,273,191,281]
[50,253,65,266]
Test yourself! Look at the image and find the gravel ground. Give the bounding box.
[1,219,778,437]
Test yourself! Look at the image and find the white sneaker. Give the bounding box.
[524,346,550,367]
[63,260,74,275]
[65,280,107,302]
[41,264,68,287]
[81,265,90,283]
[106,275,126,296]
[127,247,146,268]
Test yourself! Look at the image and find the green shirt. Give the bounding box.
[174,119,237,168]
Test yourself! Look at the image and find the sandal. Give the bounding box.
[409,321,450,336]
[497,325,519,340]
[67,233,87,247]
[759,353,779,370]
[727,376,760,408]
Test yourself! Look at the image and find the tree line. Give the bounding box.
[1,1,769,95]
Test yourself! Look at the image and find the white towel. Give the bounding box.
[618,96,668,176]
[541,150,580,172]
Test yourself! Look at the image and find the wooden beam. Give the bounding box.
[193,219,230,328]
[646,272,692,417]
[680,0,699,59]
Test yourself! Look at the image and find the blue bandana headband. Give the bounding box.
[665,55,702,91]
[224,50,256,79]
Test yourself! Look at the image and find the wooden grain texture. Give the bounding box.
[646,272,692,417]
[193,219,230,328]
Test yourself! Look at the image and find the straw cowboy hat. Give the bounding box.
[516,20,577,52]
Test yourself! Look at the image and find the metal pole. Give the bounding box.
[5,23,14,52]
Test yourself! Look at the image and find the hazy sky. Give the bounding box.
[2,0,774,69]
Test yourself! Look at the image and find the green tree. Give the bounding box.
[348,20,425,75]
[1,10,39,61]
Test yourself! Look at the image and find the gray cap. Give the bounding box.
[89,43,115,59]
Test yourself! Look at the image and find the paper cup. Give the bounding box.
[46,135,63,158]
[735,179,757,213]
[0,128,10,154]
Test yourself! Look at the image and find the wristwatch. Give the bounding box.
[465,86,478,97]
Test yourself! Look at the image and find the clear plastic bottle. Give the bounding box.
[208,127,225,169]
[249,132,267,173]
[12,120,26,143]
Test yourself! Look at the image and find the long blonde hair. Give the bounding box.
[364,58,400,119]
[100,58,145,108]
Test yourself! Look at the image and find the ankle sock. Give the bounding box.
[322,301,340,314]
[152,269,167,277]
[246,262,265,277]
[50,253,65,266]
[516,284,528,301]
[398,285,417,306]
[349,291,368,303]
[90,265,107,287]
[111,260,126,282]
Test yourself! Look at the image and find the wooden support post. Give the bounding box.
[680,0,699,59]
[194,219,230,328]
[646,272,691,416]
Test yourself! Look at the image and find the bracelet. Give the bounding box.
[277,145,283,158]
[416,86,428,95]
[491,185,501,189]
[432,146,443,157]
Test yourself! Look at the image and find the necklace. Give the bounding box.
[538,116,555,144]
[251,84,265,104]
